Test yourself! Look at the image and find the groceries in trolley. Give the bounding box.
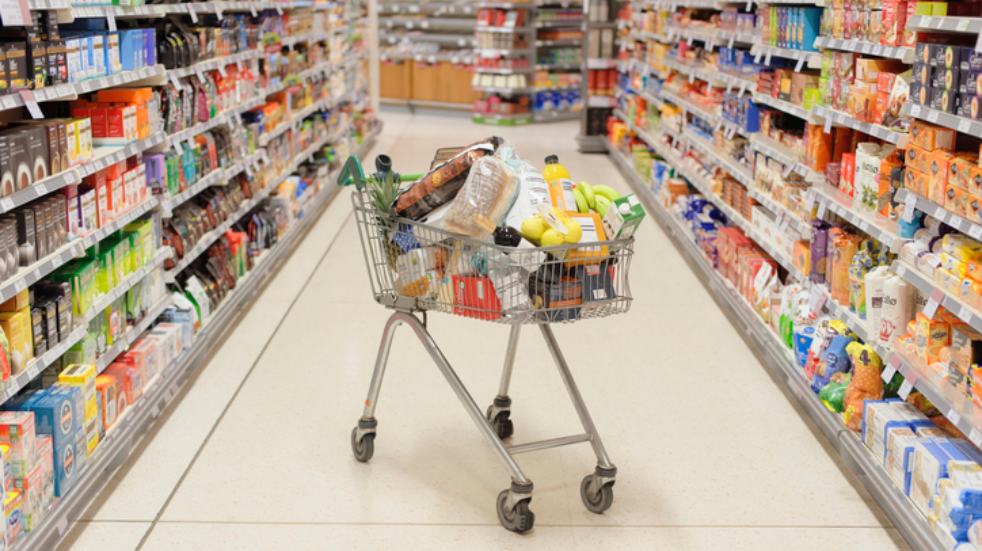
[351,139,644,323]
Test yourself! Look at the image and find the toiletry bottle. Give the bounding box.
[542,155,577,212]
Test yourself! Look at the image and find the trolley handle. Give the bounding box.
[337,155,422,190]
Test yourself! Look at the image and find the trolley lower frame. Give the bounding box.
[350,309,618,533]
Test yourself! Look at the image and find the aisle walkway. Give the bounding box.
[60,112,908,550]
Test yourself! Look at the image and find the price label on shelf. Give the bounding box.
[106,11,117,32]
[927,109,940,123]
[959,118,973,133]
[0,197,13,213]
[168,72,181,89]
[924,291,943,319]
[186,3,198,23]
[976,32,982,53]
[275,5,283,14]
[823,116,832,134]
[881,362,897,383]
[728,36,735,49]
[816,202,827,219]
[898,379,913,400]
[794,57,805,72]
[959,303,973,322]
[753,52,762,64]
[217,64,227,77]
[688,72,695,84]
[957,18,972,31]
[764,52,772,66]
[902,193,917,223]
[236,59,244,71]
[971,428,982,448]
[970,225,982,240]
[18,90,42,119]
[949,409,962,427]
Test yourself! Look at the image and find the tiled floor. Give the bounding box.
[58,111,909,550]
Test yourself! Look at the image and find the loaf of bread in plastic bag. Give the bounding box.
[442,156,518,238]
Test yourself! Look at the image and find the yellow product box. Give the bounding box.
[0,309,32,375]
[58,365,97,415]
[564,212,609,267]
[915,312,951,365]
[933,267,961,295]
[942,234,982,262]
[0,290,29,312]
[941,253,969,279]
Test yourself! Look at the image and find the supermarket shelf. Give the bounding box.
[665,25,718,46]
[0,65,165,112]
[660,88,719,124]
[818,285,872,343]
[717,29,757,46]
[471,113,534,125]
[906,15,982,34]
[895,188,982,240]
[612,109,664,152]
[536,63,581,71]
[83,248,172,326]
[384,33,476,47]
[716,70,757,92]
[379,2,477,15]
[608,141,945,551]
[808,183,906,251]
[752,92,817,122]
[12,127,379,551]
[0,131,165,215]
[278,30,341,48]
[257,94,338,146]
[750,42,820,68]
[814,105,908,146]
[166,95,264,147]
[381,17,476,32]
[96,296,175,373]
[684,128,753,187]
[586,58,619,69]
[586,95,616,108]
[536,38,582,47]
[535,19,584,28]
[476,25,533,33]
[893,260,982,336]
[813,36,915,62]
[165,129,337,278]
[159,163,240,218]
[886,346,982,450]
[0,241,86,304]
[475,66,536,74]
[477,47,535,57]
[533,110,582,122]
[473,85,533,95]
[168,49,262,79]
[0,247,170,405]
[749,134,825,184]
[905,103,982,138]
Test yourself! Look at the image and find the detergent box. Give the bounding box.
[0,412,36,481]
[9,386,83,497]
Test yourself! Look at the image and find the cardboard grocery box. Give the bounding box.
[0,308,33,374]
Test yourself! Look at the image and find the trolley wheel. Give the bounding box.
[485,405,514,439]
[580,474,614,514]
[496,490,535,533]
[350,426,375,463]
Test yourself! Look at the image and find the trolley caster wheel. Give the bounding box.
[486,405,514,439]
[580,474,614,514]
[351,426,375,463]
[496,489,535,533]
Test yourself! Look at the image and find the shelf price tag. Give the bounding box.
[217,64,227,77]
[970,225,982,240]
[976,32,982,53]
[823,116,832,134]
[18,90,42,119]
[924,288,944,319]
[949,409,962,427]
[106,11,117,32]
[794,57,805,72]
[897,379,914,400]
[971,428,982,448]
[764,52,772,66]
[959,118,973,133]
[728,36,735,49]
[816,201,827,220]
[186,3,198,23]
[881,359,897,383]
[902,192,917,223]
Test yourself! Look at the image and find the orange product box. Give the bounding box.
[910,120,957,151]
[971,165,982,196]
[104,361,143,406]
[915,312,951,365]
[951,156,979,191]
[95,375,120,432]
[793,240,811,276]
[905,167,931,198]
[906,144,932,174]
[928,149,954,204]
[452,276,502,321]
[946,184,970,217]
[840,152,856,196]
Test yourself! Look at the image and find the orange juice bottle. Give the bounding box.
[543,155,577,212]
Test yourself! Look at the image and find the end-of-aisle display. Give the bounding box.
[613,0,982,549]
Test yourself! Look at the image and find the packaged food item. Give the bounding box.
[442,156,518,238]
[395,138,501,219]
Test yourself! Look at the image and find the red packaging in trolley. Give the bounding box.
[452,276,502,321]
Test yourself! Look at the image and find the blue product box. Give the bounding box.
[800,8,821,52]
[581,263,616,303]
[8,386,83,497]
[118,30,139,71]
[793,325,815,367]
[144,28,156,66]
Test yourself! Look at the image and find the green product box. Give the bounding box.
[602,194,645,240]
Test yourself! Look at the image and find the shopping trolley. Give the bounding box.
[339,152,634,533]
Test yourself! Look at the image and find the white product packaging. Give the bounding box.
[880,275,913,345]
[865,266,890,340]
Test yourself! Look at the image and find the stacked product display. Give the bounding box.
[472,1,588,125]
[0,2,378,550]
[610,1,982,550]
[378,1,478,109]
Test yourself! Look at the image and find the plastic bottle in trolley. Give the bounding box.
[543,155,577,212]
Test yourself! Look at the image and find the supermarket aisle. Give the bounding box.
[61,112,908,550]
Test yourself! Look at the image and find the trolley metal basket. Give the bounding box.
[343,153,635,533]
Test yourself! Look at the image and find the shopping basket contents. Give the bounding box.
[341,140,644,533]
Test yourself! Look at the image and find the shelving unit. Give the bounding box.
[0,2,379,549]
[609,1,982,548]
[578,0,619,150]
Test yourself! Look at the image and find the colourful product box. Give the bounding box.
[9,386,83,497]
[104,362,143,406]
[0,412,35,482]
[4,489,22,545]
[0,308,34,375]
[95,374,120,432]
